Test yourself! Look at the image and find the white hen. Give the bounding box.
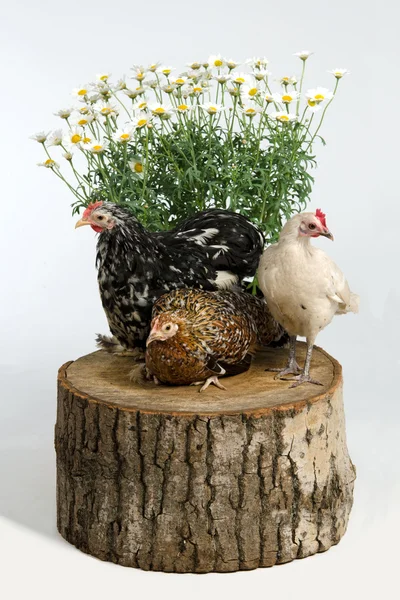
[258,209,359,387]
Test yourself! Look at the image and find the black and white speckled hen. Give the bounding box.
[146,288,286,391]
[75,201,265,356]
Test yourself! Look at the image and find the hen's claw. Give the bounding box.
[265,362,302,379]
[198,376,227,393]
[285,374,324,388]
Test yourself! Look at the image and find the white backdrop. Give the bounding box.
[1,0,399,598]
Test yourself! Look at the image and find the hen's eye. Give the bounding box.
[97,215,104,221]
[165,325,171,331]
[308,223,316,230]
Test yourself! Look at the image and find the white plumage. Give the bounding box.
[258,210,359,387]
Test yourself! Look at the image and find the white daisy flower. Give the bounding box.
[113,126,135,143]
[95,101,119,117]
[264,93,275,103]
[63,127,84,146]
[200,102,225,115]
[147,62,161,73]
[174,103,192,114]
[72,86,90,100]
[131,67,147,82]
[133,112,152,128]
[158,66,175,77]
[63,150,74,161]
[47,129,64,147]
[132,99,148,111]
[113,78,127,91]
[81,134,93,146]
[149,103,173,118]
[226,58,239,70]
[246,56,269,69]
[241,84,261,100]
[30,131,50,143]
[186,61,202,70]
[227,86,241,97]
[305,87,333,104]
[161,83,177,94]
[37,158,58,169]
[328,68,349,79]
[87,139,109,154]
[188,85,205,97]
[270,112,298,123]
[37,158,59,169]
[208,54,225,68]
[86,92,101,104]
[241,105,261,118]
[96,73,111,82]
[231,72,251,85]
[93,81,112,98]
[294,50,313,61]
[273,91,300,104]
[254,69,271,81]
[170,75,187,87]
[54,108,72,120]
[129,158,144,177]
[280,76,297,86]
[123,87,142,99]
[145,79,158,89]
[75,104,91,115]
[74,114,95,127]
[214,73,231,84]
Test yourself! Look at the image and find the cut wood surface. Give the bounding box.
[55,343,356,573]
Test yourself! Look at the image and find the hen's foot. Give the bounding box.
[285,373,324,388]
[192,376,227,393]
[265,361,302,379]
[129,363,149,383]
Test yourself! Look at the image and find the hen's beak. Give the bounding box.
[75,218,90,229]
[146,331,167,347]
[320,230,334,241]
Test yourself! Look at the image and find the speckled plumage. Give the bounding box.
[94,203,265,351]
[146,288,286,386]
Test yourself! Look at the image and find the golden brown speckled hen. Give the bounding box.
[145,288,286,391]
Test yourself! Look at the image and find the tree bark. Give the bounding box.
[55,343,356,573]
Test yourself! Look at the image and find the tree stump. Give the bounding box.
[55,343,356,573]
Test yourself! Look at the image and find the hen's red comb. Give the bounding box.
[83,201,103,219]
[315,208,327,228]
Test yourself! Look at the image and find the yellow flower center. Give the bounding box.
[175,78,185,85]
[92,145,103,151]
[101,108,111,114]
[120,133,130,140]
[162,69,171,75]
[83,136,91,143]
[308,99,316,107]
[45,159,55,166]
[149,64,157,71]
[282,94,293,102]
[138,102,147,109]
[265,95,273,102]
[249,88,258,96]
[164,86,173,93]
[77,89,87,96]
[71,134,82,144]
[282,77,289,82]
[137,119,147,127]
[246,108,256,114]
[235,77,245,84]
[134,162,143,173]
[100,75,108,81]
[190,63,201,69]
[315,94,324,100]
[80,107,89,114]
[278,115,289,122]
[136,72,145,80]
[178,104,188,110]
[77,118,87,126]
[214,59,223,67]
[154,107,165,114]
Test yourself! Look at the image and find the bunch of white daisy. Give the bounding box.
[31,51,348,238]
